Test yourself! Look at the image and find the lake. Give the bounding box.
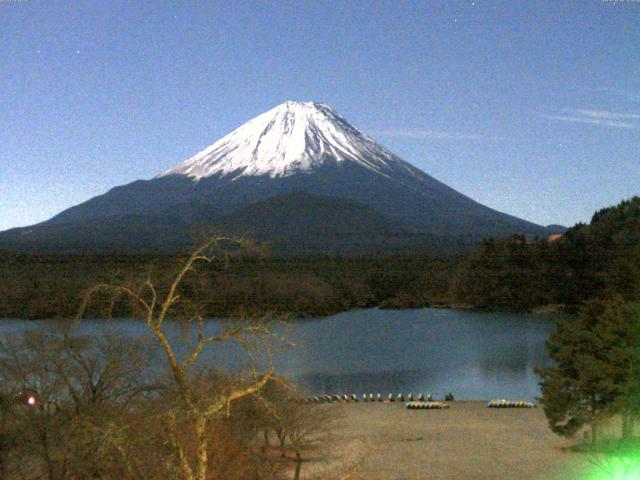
[0,308,558,401]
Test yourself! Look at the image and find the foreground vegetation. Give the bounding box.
[537,299,640,441]
[0,328,335,480]
[0,238,336,480]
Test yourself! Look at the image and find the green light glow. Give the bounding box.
[586,454,640,480]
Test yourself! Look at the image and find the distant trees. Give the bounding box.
[1,196,639,320]
[452,196,640,311]
[0,249,452,320]
[536,298,640,445]
[451,235,579,311]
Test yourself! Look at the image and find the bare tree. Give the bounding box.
[0,331,73,480]
[282,403,337,480]
[0,328,155,480]
[0,391,23,480]
[77,236,278,480]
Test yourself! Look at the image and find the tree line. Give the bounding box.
[0,251,452,320]
[452,196,640,311]
[1,197,639,320]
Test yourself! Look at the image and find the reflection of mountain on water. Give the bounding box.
[275,308,558,400]
[0,307,558,400]
[477,346,549,377]
[292,369,431,395]
[291,363,546,401]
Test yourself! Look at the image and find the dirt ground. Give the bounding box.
[301,401,598,480]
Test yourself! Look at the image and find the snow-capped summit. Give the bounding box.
[159,101,400,180]
[0,101,555,253]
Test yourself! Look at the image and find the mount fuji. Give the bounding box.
[0,101,559,253]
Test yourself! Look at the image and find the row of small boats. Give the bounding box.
[301,394,537,409]
[486,399,536,408]
[303,393,433,403]
[405,401,449,409]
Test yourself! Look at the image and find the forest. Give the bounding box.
[1,196,638,320]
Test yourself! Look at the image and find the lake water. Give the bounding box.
[0,308,558,401]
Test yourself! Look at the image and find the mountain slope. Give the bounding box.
[211,191,439,254]
[0,193,441,254]
[0,101,554,253]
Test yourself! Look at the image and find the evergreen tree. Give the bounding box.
[606,301,640,440]
[535,299,640,444]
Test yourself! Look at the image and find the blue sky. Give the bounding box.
[1,0,639,231]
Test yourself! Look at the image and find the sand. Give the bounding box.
[301,401,597,480]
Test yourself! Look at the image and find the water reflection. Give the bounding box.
[269,308,556,399]
[0,308,559,400]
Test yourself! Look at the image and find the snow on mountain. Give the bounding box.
[0,100,554,253]
[159,101,405,180]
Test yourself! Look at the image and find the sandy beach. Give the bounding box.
[301,401,596,480]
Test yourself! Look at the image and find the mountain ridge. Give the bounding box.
[0,101,559,254]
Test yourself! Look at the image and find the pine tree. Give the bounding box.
[604,301,640,441]
[535,299,640,444]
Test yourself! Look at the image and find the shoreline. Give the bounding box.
[0,302,571,322]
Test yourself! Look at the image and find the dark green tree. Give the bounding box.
[606,302,640,440]
[535,299,640,444]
